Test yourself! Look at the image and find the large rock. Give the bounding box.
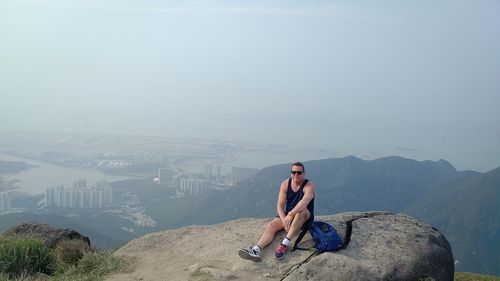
[3,222,91,248]
[107,212,454,281]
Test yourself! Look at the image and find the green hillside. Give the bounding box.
[2,156,498,275]
[180,156,462,223]
[455,272,500,281]
[169,156,498,275]
[408,167,500,275]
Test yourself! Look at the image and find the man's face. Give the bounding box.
[291,165,305,183]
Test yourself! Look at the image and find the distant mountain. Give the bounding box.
[176,156,498,275]
[186,156,461,222]
[2,155,497,275]
[407,167,500,275]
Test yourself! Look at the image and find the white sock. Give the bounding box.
[281,237,291,247]
[252,245,261,254]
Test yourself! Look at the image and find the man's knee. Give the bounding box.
[300,208,311,219]
[294,209,310,224]
[266,218,283,231]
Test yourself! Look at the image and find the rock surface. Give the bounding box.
[3,222,91,248]
[107,212,454,281]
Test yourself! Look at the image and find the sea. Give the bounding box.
[0,146,338,195]
[0,153,136,195]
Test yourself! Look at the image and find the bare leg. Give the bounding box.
[285,208,310,240]
[256,218,284,249]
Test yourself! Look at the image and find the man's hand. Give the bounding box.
[283,215,294,232]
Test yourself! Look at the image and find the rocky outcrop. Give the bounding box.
[3,222,91,248]
[107,212,454,281]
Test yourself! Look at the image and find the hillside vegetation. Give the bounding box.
[0,226,499,280]
[172,157,499,275]
[1,156,498,275]
[455,272,500,281]
[0,236,129,281]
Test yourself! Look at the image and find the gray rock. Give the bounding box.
[3,221,91,248]
[284,213,454,281]
[107,212,454,281]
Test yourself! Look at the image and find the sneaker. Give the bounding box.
[274,243,288,260]
[238,247,261,262]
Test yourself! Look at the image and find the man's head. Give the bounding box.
[291,162,305,183]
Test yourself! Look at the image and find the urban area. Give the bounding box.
[0,132,266,228]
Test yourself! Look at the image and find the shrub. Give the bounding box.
[0,237,129,281]
[77,252,124,276]
[455,272,500,281]
[54,239,92,267]
[0,237,55,278]
[0,272,9,281]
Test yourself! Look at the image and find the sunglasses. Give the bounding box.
[291,171,303,175]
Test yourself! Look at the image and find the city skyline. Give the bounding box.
[44,180,113,209]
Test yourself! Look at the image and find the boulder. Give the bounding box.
[3,222,91,248]
[284,212,454,281]
[107,212,454,281]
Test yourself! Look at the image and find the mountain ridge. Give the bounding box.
[172,156,498,274]
[408,166,500,274]
[1,155,497,274]
[183,155,463,222]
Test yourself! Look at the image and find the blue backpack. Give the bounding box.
[309,221,343,252]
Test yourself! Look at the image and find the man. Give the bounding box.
[238,161,315,261]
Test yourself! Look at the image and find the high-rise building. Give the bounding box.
[45,187,55,207]
[180,177,208,195]
[171,174,183,190]
[44,180,113,209]
[203,163,213,179]
[0,192,11,213]
[158,168,173,185]
[231,167,259,184]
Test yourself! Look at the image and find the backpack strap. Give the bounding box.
[292,213,367,251]
[291,217,313,251]
[292,219,354,251]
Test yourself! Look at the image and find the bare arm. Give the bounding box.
[289,181,316,213]
[276,180,288,221]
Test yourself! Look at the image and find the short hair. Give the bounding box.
[291,161,305,173]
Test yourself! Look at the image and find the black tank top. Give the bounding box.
[285,178,314,219]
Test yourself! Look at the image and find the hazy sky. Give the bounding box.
[1,0,499,172]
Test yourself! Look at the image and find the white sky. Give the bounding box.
[1,0,499,172]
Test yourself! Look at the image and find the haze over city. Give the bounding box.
[1,0,499,172]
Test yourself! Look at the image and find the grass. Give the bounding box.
[0,236,130,281]
[2,235,498,281]
[455,272,500,281]
[51,252,131,281]
[0,237,54,278]
[54,240,92,269]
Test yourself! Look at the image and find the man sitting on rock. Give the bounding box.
[238,161,315,261]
